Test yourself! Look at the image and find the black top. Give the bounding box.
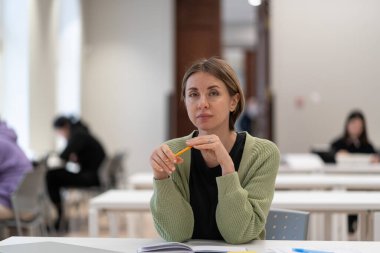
[60,127,106,175]
[189,132,246,240]
[331,137,376,154]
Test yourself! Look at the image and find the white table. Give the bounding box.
[89,190,153,237]
[3,237,380,253]
[128,172,380,190]
[275,174,380,190]
[88,190,380,241]
[279,164,380,174]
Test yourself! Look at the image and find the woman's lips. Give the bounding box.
[196,114,213,120]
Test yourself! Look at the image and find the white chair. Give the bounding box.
[0,166,47,236]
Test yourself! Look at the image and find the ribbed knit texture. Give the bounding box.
[150,131,280,244]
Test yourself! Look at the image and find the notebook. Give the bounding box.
[0,242,121,253]
[137,242,248,253]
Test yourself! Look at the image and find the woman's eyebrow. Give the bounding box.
[207,85,220,90]
[187,87,198,91]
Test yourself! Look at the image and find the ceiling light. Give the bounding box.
[248,0,262,7]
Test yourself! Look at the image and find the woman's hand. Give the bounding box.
[150,144,184,180]
[186,135,235,175]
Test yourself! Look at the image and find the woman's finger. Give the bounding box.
[157,152,175,174]
[186,135,219,146]
[161,144,177,163]
[192,143,216,151]
[151,159,164,173]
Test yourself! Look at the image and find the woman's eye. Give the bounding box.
[188,93,198,97]
[209,90,219,96]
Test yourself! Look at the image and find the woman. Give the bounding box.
[46,116,106,231]
[0,120,32,220]
[331,110,379,161]
[150,58,280,244]
[330,110,379,234]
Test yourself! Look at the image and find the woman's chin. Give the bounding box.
[195,123,217,132]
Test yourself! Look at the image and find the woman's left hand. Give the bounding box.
[186,135,235,175]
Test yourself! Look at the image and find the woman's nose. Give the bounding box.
[197,95,209,109]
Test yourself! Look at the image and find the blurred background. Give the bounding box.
[0,0,380,239]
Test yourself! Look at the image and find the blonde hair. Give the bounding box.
[181,57,245,130]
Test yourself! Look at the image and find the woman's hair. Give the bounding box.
[343,110,369,145]
[53,115,89,133]
[181,57,245,130]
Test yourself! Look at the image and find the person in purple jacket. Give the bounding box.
[0,120,32,220]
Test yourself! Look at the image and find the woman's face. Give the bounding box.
[347,118,364,138]
[184,72,239,132]
[56,125,70,140]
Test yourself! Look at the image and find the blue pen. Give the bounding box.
[292,248,334,253]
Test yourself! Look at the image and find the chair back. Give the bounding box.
[11,166,46,235]
[98,151,126,189]
[265,208,309,240]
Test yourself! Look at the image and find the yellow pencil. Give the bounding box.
[175,146,192,157]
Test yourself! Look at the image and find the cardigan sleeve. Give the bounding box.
[150,176,194,242]
[215,140,280,244]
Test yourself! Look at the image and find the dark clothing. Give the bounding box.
[60,128,106,173]
[331,137,376,154]
[46,168,99,204]
[330,136,376,234]
[189,132,246,240]
[46,128,105,228]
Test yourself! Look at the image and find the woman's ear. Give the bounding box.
[230,93,240,112]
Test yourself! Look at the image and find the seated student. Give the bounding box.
[330,110,380,162]
[46,116,106,231]
[150,58,280,244]
[0,120,32,220]
[330,110,379,234]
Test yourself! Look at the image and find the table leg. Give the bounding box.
[108,212,119,237]
[373,211,380,241]
[126,213,139,237]
[358,212,367,241]
[88,207,99,237]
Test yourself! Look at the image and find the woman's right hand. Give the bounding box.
[150,144,183,180]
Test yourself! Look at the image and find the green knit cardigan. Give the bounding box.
[150,131,280,244]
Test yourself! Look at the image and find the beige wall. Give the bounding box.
[81,0,174,173]
[271,0,380,153]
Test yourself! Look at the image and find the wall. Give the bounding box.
[271,0,380,153]
[81,0,174,174]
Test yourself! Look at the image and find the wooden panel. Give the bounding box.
[170,0,221,138]
[244,50,257,98]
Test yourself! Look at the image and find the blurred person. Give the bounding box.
[150,58,280,244]
[238,96,259,134]
[46,116,106,231]
[0,120,32,220]
[330,110,379,162]
[330,110,380,234]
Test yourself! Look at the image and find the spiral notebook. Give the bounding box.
[137,242,248,253]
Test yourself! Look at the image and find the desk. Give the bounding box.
[128,172,380,190]
[88,190,380,241]
[3,237,380,253]
[279,164,380,174]
[89,190,153,237]
[275,174,380,190]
